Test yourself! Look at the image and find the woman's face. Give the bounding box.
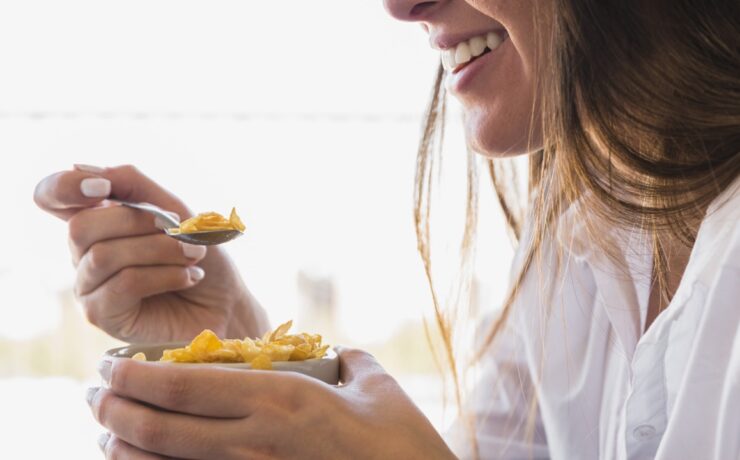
[384,0,543,157]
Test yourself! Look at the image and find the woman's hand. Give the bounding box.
[88,347,456,460]
[34,164,269,343]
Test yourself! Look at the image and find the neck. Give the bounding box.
[644,227,696,331]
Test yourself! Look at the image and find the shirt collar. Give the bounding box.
[551,175,740,358]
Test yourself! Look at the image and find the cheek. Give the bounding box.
[453,1,543,157]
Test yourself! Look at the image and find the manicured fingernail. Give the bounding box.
[74,164,105,174]
[188,266,205,282]
[86,386,100,407]
[98,358,112,385]
[80,178,111,198]
[154,211,181,230]
[97,432,110,452]
[181,242,207,259]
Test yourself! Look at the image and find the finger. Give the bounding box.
[103,358,295,417]
[90,388,232,460]
[102,165,189,218]
[76,234,207,296]
[68,205,179,264]
[101,434,173,460]
[34,170,111,221]
[336,347,388,386]
[80,265,205,329]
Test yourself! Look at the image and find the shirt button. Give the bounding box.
[633,425,656,440]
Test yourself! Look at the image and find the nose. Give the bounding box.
[383,0,441,21]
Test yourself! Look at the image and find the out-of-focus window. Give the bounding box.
[0,1,515,457]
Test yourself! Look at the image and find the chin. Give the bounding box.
[463,105,542,158]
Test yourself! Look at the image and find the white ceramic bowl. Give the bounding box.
[105,342,340,385]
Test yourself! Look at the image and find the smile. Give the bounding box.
[440,31,507,74]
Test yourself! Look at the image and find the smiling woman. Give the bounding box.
[22,0,740,459]
[398,0,739,458]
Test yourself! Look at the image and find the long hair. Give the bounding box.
[415,0,740,454]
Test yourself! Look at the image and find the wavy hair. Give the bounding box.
[415,0,740,455]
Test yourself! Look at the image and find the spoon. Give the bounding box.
[112,199,243,246]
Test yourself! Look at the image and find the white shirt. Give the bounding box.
[447,178,740,460]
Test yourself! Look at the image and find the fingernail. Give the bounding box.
[154,211,181,230]
[98,358,112,385]
[97,432,110,452]
[181,242,207,259]
[74,164,105,174]
[188,266,205,282]
[80,178,111,198]
[86,386,100,407]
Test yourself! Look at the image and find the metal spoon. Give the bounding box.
[112,199,243,246]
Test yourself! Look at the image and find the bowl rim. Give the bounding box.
[104,342,338,366]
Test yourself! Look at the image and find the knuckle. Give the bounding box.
[132,415,165,450]
[93,390,113,426]
[76,288,101,326]
[117,164,141,177]
[81,302,100,327]
[360,371,397,390]
[86,242,113,273]
[67,214,89,250]
[105,436,122,460]
[108,360,131,394]
[281,379,317,412]
[250,397,282,420]
[293,402,327,427]
[344,347,372,360]
[161,373,193,408]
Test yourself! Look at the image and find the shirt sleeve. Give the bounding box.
[706,181,740,460]
[445,313,550,459]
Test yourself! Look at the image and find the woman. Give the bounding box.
[34,0,739,459]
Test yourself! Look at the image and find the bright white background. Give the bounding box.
[0,1,515,458]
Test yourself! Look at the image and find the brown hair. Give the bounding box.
[415,0,740,454]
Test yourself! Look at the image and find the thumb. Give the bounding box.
[97,164,191,218]
[336,346,387,385]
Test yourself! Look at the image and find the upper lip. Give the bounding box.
[430,28,506,51]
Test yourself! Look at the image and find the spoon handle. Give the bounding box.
[109,199,180,228]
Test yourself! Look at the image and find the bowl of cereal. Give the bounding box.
[105,321,340,385]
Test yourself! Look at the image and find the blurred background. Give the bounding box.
[0,1,515,457]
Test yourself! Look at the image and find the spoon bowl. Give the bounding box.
[166,229,243,245]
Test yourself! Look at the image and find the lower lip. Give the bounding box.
[446,36,509,94]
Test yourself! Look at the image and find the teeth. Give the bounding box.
[441,51,457,71]
[440,31,505,72]
[469,36,487,56]
[486,32,502,51]
[454,42,472,66]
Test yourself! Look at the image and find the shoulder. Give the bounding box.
[673,176,740,320]
[695,176,740,271]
